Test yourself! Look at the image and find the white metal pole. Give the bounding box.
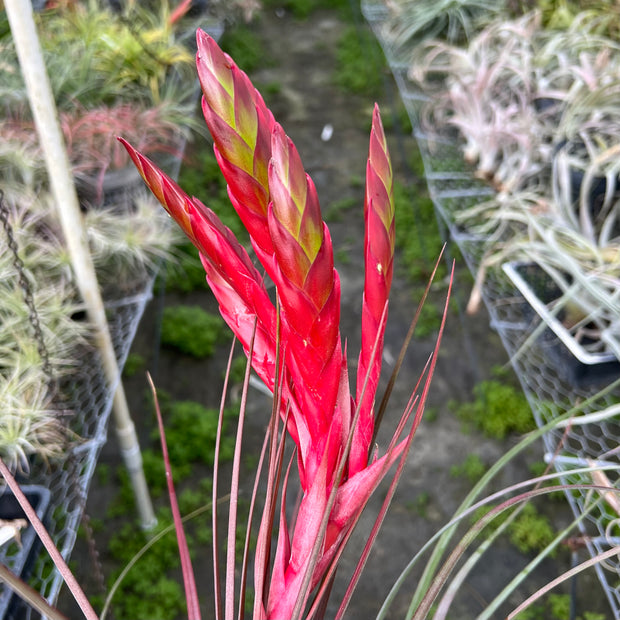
[5,0,156,529]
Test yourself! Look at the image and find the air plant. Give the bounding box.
[84,193,183,287]
[461,166,620,357]
[503,216,620,360]
[120,28,451,619]
[60,101,192,205]
[380,0,506,51]
[0,366,65,472]
[411,13,550,192]
[36,0,196,105]
[410,12,620,197]
[0,0,198,111]
[532,16,620,109]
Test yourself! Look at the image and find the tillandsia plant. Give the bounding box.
[121,29,451,619]
[380,0,506,51]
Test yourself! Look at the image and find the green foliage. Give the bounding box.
[423,406,438,422]
[228,354,251,384]
[262,0,351,19]
[161,304,226,357]
[450,453,487,483]
[334,25,385,96]
[513,592,605,620]
[394,181,444,283]
[220,25,268,73]
[473,502,556,555]
[508,503,555,554]
[104,393,237,619]
[164,241,208,293]
[410,292,441,338]
[106,512,186,620]
[324,195,358,222]
[154,399,237,467]
[122,352,146,378]
[407,491,431,518]
[452,370,535,439]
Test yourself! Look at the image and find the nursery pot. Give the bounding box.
[0,485,51,620]
[75,165,145,211]
[502,261,620,387]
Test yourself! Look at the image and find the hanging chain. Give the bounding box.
[0,189,55,386]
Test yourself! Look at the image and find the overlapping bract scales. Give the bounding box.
[121,29,401,620]
[351,104,395,476]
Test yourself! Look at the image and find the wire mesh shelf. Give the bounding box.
[0,273,155,619]
[362,1,620,616]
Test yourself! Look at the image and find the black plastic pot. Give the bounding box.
[503,261,620,388]
[0,485,51,620]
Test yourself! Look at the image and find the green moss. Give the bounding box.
[122,352,146,378]
[334,25,385,96]
[220,25,268,73]
[324,195,358,222]
[473,502,556,556]
[513,593,606,620]
[227,354,251,385]
[406,491,431,518]
[161,304,226,358]
[508,503,556,554]
[451,370,534,439]
[155,399,237,467]
[106,512,186,620]
[450,453,487,484]
[409,292,441,338]
[394,181,444,284]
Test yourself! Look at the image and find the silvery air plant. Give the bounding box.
[119,30,450,619]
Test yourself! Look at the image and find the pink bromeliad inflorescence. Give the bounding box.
[121,29,448,620]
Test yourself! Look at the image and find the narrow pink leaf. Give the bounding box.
[226,319,258,620]
[148,374,201,620]
[336,263,455,620]
[0,459,99,620]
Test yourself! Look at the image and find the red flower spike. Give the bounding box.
[122,30,445,620]
[196,31,277,267]
[350,103,395,476]
[267,123,343,446]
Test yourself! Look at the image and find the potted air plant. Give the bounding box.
[0,177,178,471]
[59,100,193,207]
[409,12,550,192]
[409,12,620,197]
[1,99,194,208]
[0,0,198,109]
[374,0,507,64]
[501,218,620,385]
[83,192,182,294]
